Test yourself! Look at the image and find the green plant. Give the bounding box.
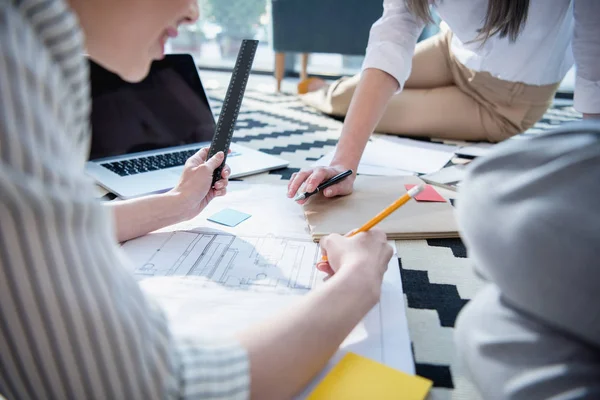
[204,0,267,39]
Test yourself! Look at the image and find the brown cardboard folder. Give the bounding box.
[303,176,459,240]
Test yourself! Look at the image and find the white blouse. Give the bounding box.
[363,0,600,114]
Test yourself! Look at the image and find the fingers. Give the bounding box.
[304,168,328,193]
[344,228,358,237]
[221,165,231,179]
[213,169,230,194]
[185,147,210,168]
[204,151,225,171]
[287,167,331,199]
[322,182,345,198]
[319,235,329,260]
[213,188,227,197]
[318,230,391,287]
[198,147,209,161]
[318,233,343,270]
[287,169,312,198]
[213,179,227,190]
[288,167,354,200]
[319,233,342,251]
[316,235,336,276]
[316,261,335,276]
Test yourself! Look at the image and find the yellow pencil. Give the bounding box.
[319,184,426,263]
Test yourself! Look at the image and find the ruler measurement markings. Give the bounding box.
[208,39,258,184]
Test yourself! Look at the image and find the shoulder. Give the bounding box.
[456,122,600,339]
[458,122,600,245]
[1,0,91,166]
[465,122,600,177]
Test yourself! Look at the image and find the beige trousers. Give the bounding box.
[300,30,560,142]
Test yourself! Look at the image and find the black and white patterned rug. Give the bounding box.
[203,77,581,400]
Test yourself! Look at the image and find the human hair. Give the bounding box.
[405,0,530,43]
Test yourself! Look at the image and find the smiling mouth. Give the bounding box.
[156,26,179,59]
[166,27,179,39]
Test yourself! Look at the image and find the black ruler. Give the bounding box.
[208,39,259,185]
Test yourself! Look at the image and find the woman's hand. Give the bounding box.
[169,147,231,220]
[287,164,356,204]
[316,229,392,298]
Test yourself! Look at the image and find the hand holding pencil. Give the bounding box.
[317,184,426,276]
[317,230,393,281]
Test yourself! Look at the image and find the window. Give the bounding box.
[168,0,368,76]
[167,1,445,79]
[168,0,273,72]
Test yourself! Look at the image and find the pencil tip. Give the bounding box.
[293,194,305,201]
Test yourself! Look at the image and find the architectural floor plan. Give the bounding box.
[123,229,325,293]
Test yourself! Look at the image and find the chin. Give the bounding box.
[120,62,152,83]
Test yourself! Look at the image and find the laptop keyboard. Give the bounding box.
[101,148,239,177]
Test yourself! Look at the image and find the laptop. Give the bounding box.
[85,54,288,199]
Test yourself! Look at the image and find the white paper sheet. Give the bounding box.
[314,151,415,176]
[122,201,414,398]
[121,184,414,397]
[158,182,312,238]
[315,136,457,175]
[456,142,495,158]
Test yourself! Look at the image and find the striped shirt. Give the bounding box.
[0,0,249,399]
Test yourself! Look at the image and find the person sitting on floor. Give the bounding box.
[300,0,598,142]
[288,0,599,203]
[455,121,600,399]
[0,0,394,398]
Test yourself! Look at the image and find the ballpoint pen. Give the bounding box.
[293,169,353,202]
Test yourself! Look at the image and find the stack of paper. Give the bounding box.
[421,164,468,192]
[122,183,420,399]
[314,136,457,176]
[455,142,495,159]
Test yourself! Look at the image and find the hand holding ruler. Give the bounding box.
[207,39,259,185]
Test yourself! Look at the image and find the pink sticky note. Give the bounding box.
[405,184,446,203]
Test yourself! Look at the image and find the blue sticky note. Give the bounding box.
[207,208,251,227]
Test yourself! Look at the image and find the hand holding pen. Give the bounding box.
[292,169,353,202]
[288,166,356,203]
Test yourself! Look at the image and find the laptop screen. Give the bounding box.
[88,54,216,160]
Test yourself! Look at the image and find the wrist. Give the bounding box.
[330,154,359,172]
[331,264,381,307]
[160,191,194,223]
[331,132,369,172]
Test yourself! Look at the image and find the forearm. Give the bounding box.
[238,270,378,399]
[108,192,187,242]
[332,68,399,169]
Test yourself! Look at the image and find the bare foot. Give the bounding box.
[297,77,327,94]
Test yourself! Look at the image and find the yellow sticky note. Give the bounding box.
[307,353,432,400]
